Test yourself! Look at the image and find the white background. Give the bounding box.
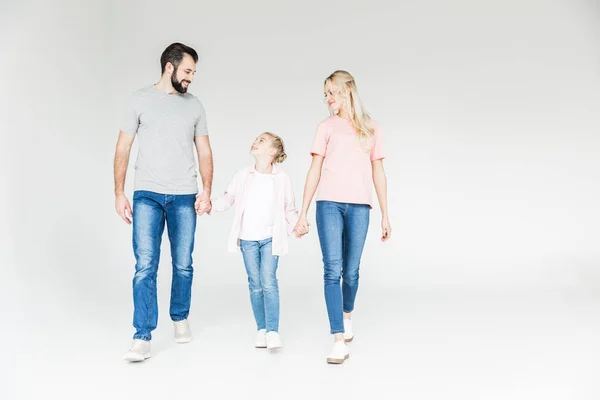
[3,0,600,399]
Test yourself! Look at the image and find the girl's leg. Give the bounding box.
[259,238,280,333]
[240,240,266,330]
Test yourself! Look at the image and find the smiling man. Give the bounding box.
[113,42,214,362]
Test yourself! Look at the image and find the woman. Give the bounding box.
[294,70,391,364]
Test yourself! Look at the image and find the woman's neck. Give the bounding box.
[337,108,350,120]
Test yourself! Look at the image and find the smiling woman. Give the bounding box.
[295,70,390,364]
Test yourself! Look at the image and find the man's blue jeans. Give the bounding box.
[131,190,197,341]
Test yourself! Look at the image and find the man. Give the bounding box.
[113,42,213,362]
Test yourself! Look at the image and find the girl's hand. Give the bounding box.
[294,216,310,237]
[381,216,391,242]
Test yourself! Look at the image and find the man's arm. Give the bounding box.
[114,130,136,224]
[194,135,214,215]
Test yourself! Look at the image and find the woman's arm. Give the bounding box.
[295,155,324,236]
[372,159,391,241]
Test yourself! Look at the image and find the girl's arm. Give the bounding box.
[295,155,324,235]
[372,159,391,241]
[284,175,300,235]
[211,172,239,212]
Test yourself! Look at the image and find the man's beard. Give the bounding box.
[171,68,190,94]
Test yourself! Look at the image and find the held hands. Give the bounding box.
[294,216,310,238]
[195,192,212,216]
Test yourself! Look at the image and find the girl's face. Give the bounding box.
[249,134,276,158]
[324,80,344,112]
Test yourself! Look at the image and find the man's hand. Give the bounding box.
[195,192,212,216]
[115,194,133,224]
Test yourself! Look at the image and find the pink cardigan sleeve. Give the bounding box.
[211,171,240,212]
[283,174,299,235]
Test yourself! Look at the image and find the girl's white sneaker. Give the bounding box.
[255,329,267,348]
[266,331,282,349]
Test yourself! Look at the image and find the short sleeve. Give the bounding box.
[370,122,385,161]
[194,100,209,137]
[120,94,140,135]
[310,121,328,157]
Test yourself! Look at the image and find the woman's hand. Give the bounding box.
[381,216,391,242]
[294,216,310,237]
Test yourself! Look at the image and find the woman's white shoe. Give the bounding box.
[343,319,354,342]
[326,341,349,364]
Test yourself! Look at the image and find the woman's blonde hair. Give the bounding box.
[262,132,287,163]
[325,70,374,150]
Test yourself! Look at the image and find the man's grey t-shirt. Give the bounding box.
[121,85,208,194]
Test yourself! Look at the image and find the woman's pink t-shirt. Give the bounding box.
[310,115,385,208]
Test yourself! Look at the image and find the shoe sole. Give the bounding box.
[124,353,151,362]
[267,345,282,350]
[255,344,267,348]
[174,337,192,344]
[326,354,350,364]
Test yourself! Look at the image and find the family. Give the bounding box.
[113,42,391,365]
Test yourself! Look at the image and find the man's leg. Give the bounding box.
[131,191,165,341]
[125,191,165,362]
[165,194,197,342]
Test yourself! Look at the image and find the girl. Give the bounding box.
[294,70,391,364]
[204,132,299,349]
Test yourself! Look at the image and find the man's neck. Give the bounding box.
[154,78,177,94]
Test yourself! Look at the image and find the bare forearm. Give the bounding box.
[113,150,130,196]
[373,167,389,218]
[199,150,213,196]
[300,167,321,217]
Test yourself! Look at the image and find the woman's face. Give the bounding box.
[324,80,344,112]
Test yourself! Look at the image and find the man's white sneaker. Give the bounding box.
[343,319,354,342]
[124,339,151,362]
[266,331,283,349]
[326,341,349,364]
[255,329,267,348]
[173,319,192,343]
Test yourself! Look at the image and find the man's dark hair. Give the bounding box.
[160,43,198,74]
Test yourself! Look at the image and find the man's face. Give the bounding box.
[171,53,196,94]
